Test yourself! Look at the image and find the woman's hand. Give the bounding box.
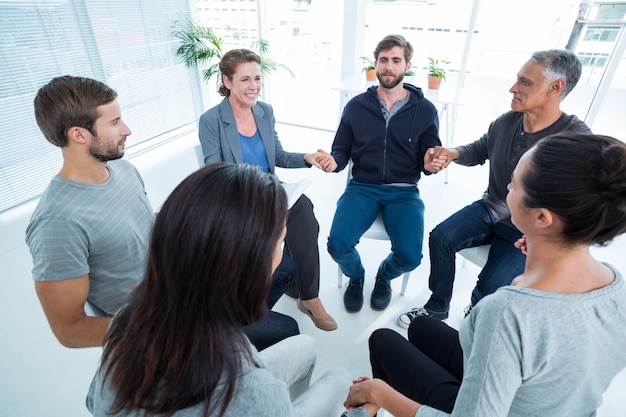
[344,376,382,414]
[344,376,421,417]
[514,235,527,255]
[306,149,337,172]
[304,152,323,169]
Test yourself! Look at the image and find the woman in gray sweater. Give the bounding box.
[86,163,350,417]
[343,132,626,417]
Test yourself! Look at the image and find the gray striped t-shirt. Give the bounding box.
[25,159,154,315]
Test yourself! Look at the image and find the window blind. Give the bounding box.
[0,0,201,212]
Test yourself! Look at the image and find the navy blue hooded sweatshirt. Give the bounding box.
[331,83,440,185]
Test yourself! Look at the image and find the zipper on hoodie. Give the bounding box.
[381,100,419,184]
[382,118,389,184]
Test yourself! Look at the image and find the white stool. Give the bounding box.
[458,244,491,268]
[337,211,411,296]
[336,160,412,295]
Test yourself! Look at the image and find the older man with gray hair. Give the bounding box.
[398,49,592,327]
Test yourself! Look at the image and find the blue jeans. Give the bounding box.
[327,180,425,282]
[425,200,526,314]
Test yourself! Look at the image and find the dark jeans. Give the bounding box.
[425,200,526,314]
[284,194,321,300]
[327,180,425,282]
[369,317,463,413]
[244,254,299,351]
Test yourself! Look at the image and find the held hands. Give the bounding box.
[304,149,337,172]
[343,376,382,416]
[423,146,458,172]
[423,147,447,173]
[314,148,338,173]
[304,152,323,169]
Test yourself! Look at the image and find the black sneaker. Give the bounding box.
[344,278,364,312]
[396,306,448,328]
[371,278,392,310]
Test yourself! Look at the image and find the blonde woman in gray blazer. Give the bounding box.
[198,48,337,331]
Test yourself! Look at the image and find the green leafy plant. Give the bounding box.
[360,56,375,72]
[428,57,450,80]
[172,19,293,86]
[404,69,415,76]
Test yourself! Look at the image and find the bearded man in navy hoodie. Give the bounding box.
[317,34,445,312]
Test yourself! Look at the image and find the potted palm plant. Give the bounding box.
[172,19,293,88]
[427,57,450,89]
[360,56,377,81]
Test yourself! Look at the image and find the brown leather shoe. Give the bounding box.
[297,299,338,331]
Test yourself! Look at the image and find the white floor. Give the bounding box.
[1,123,625,416]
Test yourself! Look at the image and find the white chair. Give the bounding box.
[336,161,411,296]
[194,144,205,167]
[84,300,108,317]
[458,244,491,269]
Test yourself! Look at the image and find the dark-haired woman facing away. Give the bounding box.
[344,132,626,417]
[87,163,350,417]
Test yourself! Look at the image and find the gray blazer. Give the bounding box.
[198,98,308,174]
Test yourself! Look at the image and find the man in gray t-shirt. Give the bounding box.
[25,76,154,348]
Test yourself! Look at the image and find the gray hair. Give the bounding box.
[532,49,582,100]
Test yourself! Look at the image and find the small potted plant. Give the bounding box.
[360,56,377,81]
[427,57,450,89]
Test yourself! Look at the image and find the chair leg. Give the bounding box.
[400,272,410,296]
[337,265,343,287]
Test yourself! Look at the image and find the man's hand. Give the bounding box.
[425,146,459,172]
[423,147,448,172]
[314,148,338,172]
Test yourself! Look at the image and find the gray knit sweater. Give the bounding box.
[417,265,626,417]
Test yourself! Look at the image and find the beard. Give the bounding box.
[88,134,125,162]
[377,71,404,89]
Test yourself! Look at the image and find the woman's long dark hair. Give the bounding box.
[100,162,288,417]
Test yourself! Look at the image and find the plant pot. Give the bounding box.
[365,69,377,81]
[428,75,442,89]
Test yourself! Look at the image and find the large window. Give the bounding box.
[584,25,621,42]
[0,0,201,212]
[3,0,626,212]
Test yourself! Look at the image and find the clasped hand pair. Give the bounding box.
[307,147,451,174]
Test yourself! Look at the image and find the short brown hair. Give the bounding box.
[373,34,413,64]
[33,75,117,147]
